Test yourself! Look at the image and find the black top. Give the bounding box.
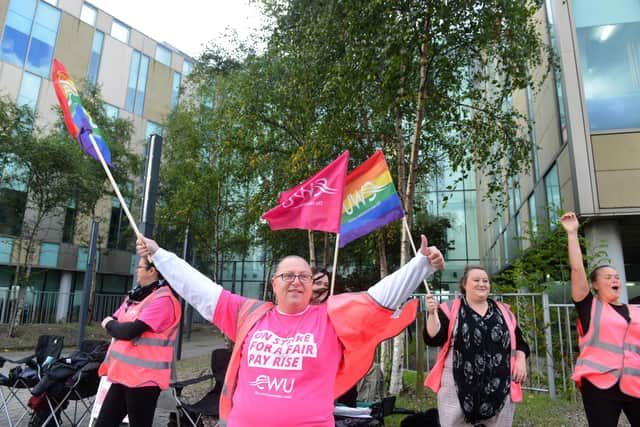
[105,319,151,340]
[573,292,630,332]
[423,304,530,356]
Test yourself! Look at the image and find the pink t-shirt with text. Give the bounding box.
[213,290,342,427]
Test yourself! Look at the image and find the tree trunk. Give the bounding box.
[213,181,221,280]
[8,266,30,337]
[377,232,391,385]
[308,230,316,267]
[8,230,37,337]
[377,232,389,278]
[389,334,405,394]
[415,311,425,396]
[389,20,431,395]
[322,233,329,267]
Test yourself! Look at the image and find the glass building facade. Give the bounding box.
[572,0,640,131]
[423,164,480,290]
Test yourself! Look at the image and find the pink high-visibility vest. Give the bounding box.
[424,298,523,402]
[573,297,640,397]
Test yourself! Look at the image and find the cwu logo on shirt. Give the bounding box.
[249,374,295,395]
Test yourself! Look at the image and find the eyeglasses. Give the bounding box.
[275,272,313,284]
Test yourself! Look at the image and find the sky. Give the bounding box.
[89,0,265,57]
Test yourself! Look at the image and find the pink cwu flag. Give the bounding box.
[262,151,349,233]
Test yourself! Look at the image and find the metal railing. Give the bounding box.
[402,292,586,400]
[1,287,634,401]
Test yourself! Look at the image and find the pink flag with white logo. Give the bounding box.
[262,151,350,233]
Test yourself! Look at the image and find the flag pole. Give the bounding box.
[330,233,340,296]
[88,132,141,238]
[402,216,431,294]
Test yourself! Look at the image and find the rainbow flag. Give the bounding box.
[340,151,404,247]
[51,59,112,166]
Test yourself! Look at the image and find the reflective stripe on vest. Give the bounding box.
[99,286,181,390]
[133,337,175,346]
[106,350,172,369]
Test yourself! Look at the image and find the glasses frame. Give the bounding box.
[275,272,313,284]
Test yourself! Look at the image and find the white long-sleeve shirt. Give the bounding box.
[152,248,435,320]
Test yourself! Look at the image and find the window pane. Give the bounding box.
[182,60,193,76]
[0,237,13,263]
[513,177,521,211]
[26,2,60,76]
[440,191,467,260]
[125,51,140,112]
[572,0,640,130]
[80,3,97,26]
[39,242,59,267]
[144,121,163,159]
[170,71,181,109]
[544,164,561,223]
[110,20,129,44]
[526,84,539,180]
[18,72,41,109]
[62,207,76,243]
[0,188,27,235]
[1,155,29,191]
[528,195,537,235]
[77,247,88,270]
[464,190,479,259]
[507,177,515,217]
[155,44,171,66]
[439,259,467,291]
[87,30,104,84]
[103,102,118,119]
[133,54,149,115]
[145,121,163,139]
[0,0,37,67]
[545,0,568,144]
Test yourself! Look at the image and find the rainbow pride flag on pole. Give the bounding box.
[340,151,404,247]
[51,59,112,166]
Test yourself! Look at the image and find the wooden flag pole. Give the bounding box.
[402,216,431,294]
[330,233,341,296]
[88,132,141,238]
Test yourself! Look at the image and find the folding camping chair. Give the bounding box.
[28,340,108,427]
[169,348,231,427]
[0,335,64,427]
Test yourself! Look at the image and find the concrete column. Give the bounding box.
[56,271,72,322]
[585,220,628,303]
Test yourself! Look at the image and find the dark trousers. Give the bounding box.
[581,380,640,427]
[94,383,161,427]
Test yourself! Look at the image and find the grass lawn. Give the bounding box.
[383,371,633,427]
[0,323,111,351]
